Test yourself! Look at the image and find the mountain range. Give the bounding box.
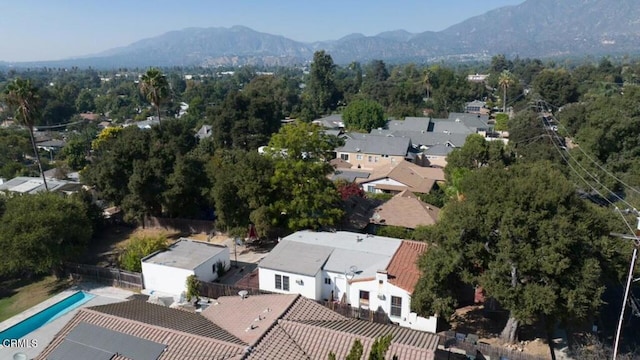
[6,0,640,68]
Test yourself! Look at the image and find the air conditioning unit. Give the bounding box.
[377,294,386,300]
[295,279,304,285]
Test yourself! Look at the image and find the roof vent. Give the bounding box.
[238,290,248,299]
[356,148,361,152]
[356,236,363,242]
[455,118,461,122]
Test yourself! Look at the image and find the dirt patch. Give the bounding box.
[85,225,183,266]
[449,305,552,360]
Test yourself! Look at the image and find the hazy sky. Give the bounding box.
[1,0,525,62]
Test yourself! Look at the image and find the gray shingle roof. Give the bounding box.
[447,112,490,130]
[386,117,431,131]
[312,114,344,129]
[330,170,371,182]
[423,144,456,156]
[337,134,411,156]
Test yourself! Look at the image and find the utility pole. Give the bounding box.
[611,211,640,360]
[613,247,638,360]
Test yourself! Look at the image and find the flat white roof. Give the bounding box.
[142,238,227,270]
[260,231,402,280]
[282,231,401,256]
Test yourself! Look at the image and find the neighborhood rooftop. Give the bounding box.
[258,241,334,276]
[337,134,411,156]
[282,230,402,256]
[0,176,82,194]
[37,293,439,360]
[142,238,228,270]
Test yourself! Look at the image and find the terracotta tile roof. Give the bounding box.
[249,319,437,360]
[371,190,440,229]
[88,300,245,345]
[35,309,247,360]
[39,294,436,360]
[283,295,349,322]
[201,293,299,345]
[386,240,428,293]
[245,323,309,360]
[305,318,439,349]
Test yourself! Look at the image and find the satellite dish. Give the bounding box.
[345,265,358,280]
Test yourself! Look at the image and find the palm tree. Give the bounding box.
[139,68,169,124]
[498,70,515,113]
[5,78,49,190]
[422,69,432,99]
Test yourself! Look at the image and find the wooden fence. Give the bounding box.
[64,262,143,290]
[318,300,391,325]
[198,282,272,299]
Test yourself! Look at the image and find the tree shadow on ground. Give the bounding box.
[46,277,76,295]
[0,275,47,300]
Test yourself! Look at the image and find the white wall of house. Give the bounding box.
[258,268,319,299]
[193,247,231,283]
[141,262,195,297]
[322,271,350,302]
[360,178,406,193]
[345,272,437,333]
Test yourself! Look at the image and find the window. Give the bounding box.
[366,185,375,193]
[374,156,379,163]
[391,296,402,317]
[368,156,373,162]
[275,274,290,291]
[356,154,363,160]
[340,153,349,161]
[359,291,370,306]
[324,277,331,285]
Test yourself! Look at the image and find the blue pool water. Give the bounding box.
[0,291,95,341]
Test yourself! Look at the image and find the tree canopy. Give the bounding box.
[342,98,385,132]
[0,193,93,277]
[413,161,624,343]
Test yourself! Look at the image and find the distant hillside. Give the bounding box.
[8,0,640,68]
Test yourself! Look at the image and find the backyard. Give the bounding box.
[0,276,73,322]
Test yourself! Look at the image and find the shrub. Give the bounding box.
[119,234,168,272]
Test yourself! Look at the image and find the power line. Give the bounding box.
[536,99,640,198]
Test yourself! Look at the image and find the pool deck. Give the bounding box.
[0,282,134,360]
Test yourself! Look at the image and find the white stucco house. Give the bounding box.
[141,238,230,299]
[258,231,438,333]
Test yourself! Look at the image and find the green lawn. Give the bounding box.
[0,276,73,322]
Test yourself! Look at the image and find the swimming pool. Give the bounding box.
[0,291,95,342]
